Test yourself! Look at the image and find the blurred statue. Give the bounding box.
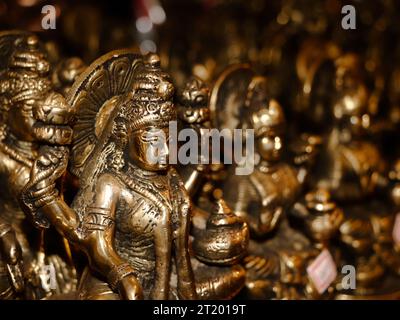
[0,216,23,299]
[306,53,400,298]
[209,64,337,299]
[52,57,86,96]
[0,31,77,299]
[177,76,211,196]
[177,76,249,299]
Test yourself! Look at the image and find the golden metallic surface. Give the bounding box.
[1,0,400,301]
[21,50,249,300]
[0,31,77,300]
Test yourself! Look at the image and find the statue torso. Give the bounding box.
[224,163,300,237]
[112,167,175,298]
[316,138,385,201]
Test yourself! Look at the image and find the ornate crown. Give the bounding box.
[9,35,50,75]
[0,34,51,105]
[124,53,176,131]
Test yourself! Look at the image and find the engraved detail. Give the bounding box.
[81,207,115,235]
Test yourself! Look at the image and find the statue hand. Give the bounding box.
[21,146,69,228]
[118,275,143,300]
[30,145,69,191]
[33,92,74,145]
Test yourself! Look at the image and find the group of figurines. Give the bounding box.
[0,29,400,301]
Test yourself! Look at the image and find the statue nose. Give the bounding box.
[159,141,169,157]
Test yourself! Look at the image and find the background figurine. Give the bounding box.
[210,65,337,299]
[176,75,250,299]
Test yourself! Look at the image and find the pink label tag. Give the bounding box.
[393,213,400,245]
[307,249,337,294]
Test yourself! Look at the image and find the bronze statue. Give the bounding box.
[0,31,76,299]
[177,75,249,299]
[21,51,249,300]
[1,0,400,301]
[176,75,211,196]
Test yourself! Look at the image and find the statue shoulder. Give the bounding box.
[95,171,124,196]
[97,171,121,184]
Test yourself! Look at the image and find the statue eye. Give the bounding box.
[195,95,204,104]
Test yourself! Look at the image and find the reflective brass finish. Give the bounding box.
[0,31,76,300]
[2,0,400,301]
[21,51,249,300]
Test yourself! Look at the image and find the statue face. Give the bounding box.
[256,133,283,162]
[128,126,169,172]
[7,99,37,142]
[334,80,370,136]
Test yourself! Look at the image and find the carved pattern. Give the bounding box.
[67,50,144,177]
[81,207,114,235]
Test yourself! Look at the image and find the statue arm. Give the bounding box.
[173,201,197,299]
[170,171,197,299]
[21,147,142,299]
[39,199,81,242]
[19,146,81,242]
[68,173,143,299]
[78,174,136,291]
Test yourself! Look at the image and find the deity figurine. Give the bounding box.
[0,31,76,299]
[209,64,338,299]
[308,53,400,298]
[176,75,228,212]
[312,53,387,201]
[21,51,248,300]
[222,98,320,299]
[176,75,211,197]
